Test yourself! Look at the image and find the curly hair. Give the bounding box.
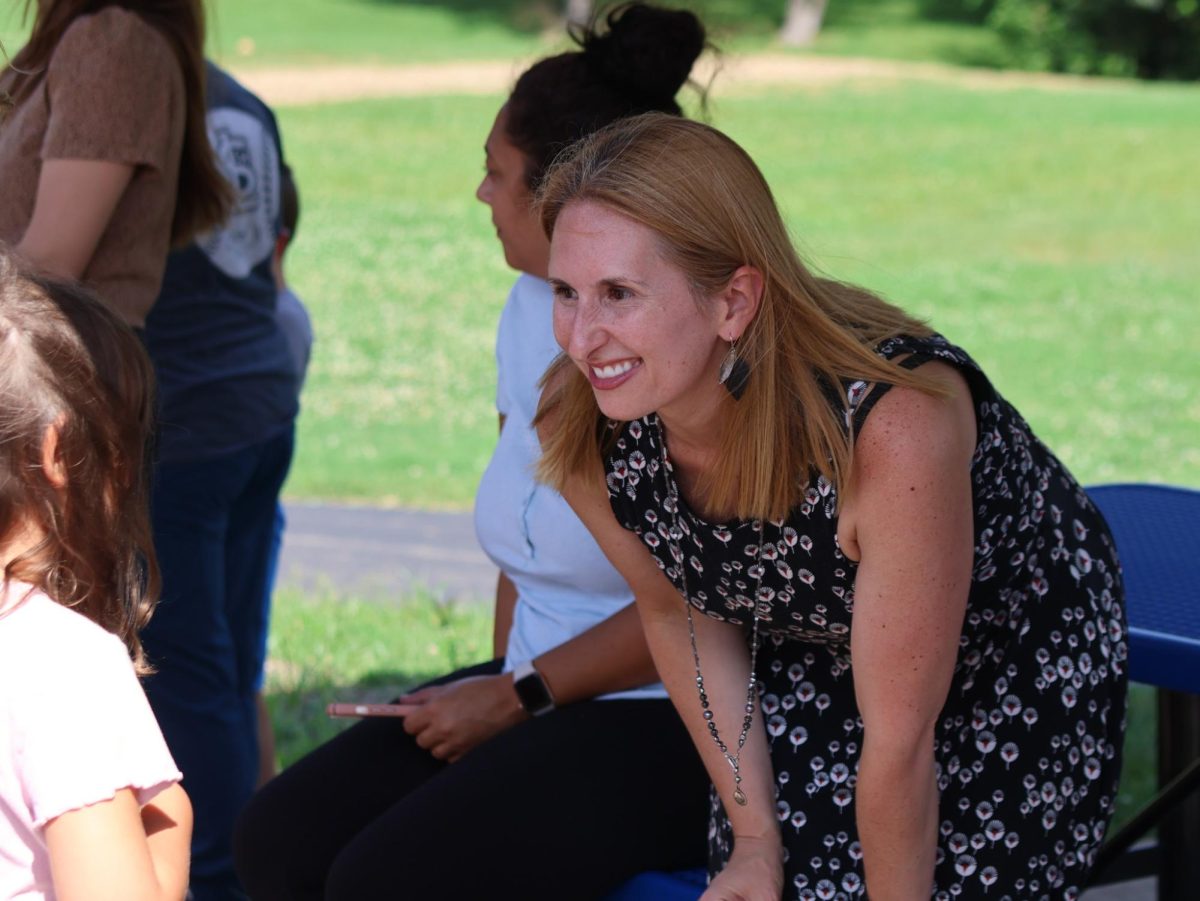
[0,247,159,671]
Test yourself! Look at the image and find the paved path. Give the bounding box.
[274,501,1154,899]
[277,502,495,603]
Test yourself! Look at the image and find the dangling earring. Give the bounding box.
[718,336,750,401]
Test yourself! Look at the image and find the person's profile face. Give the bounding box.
[476,105,550,278]
[548,200,729,426]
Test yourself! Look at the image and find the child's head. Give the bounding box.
[272,163,300,290]
[0,248,158,669]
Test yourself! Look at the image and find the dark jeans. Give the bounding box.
[143,427,295,901]
[233,660,709,901]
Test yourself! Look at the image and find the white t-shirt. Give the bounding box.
[473,274,666,701]
[0,582,181,901]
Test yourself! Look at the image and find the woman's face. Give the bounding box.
[476,106,550,279]
[549,200,730,428]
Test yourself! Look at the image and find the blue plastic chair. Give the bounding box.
[1085,483,1200,891]
[603,868,707,901]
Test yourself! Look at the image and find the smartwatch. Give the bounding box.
[512,659,556,716]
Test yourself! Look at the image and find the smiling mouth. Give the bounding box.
[586,358,641,389]
[591,360,637,379]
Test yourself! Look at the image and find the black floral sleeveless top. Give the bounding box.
[603,334,1128,900]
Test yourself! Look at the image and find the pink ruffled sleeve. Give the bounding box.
[12,625,181,828]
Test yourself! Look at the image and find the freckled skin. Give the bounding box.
[548,201,731,431]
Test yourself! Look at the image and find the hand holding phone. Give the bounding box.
[326,702,419,718]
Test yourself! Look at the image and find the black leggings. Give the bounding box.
[233,660,709,900]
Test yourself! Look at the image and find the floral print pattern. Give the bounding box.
[606,335,1127,899]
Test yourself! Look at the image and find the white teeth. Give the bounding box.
[592,360,636,379]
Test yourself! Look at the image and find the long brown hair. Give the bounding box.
[0,248,159,671]
[5,0,231,244]
[535,114,944,521]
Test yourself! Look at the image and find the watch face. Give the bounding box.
[514,671,553,714]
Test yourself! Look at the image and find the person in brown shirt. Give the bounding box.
[0,1,229,327]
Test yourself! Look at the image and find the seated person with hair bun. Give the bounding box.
[234,5,715,900]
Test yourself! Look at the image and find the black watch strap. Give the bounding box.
[512,660,555,716]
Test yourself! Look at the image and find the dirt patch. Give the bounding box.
[234,60,529,106]
[234,54,1121,108]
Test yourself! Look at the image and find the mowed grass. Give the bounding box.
[0,0,1007,69]
[205,0,1010,69]
[264,590,492,764]
[276,78,1199,506]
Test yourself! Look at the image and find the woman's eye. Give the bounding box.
[607,286,632,301]
[552,285,577,302]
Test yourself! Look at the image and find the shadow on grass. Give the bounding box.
[357,0,791,37]
[267,667,470,768]
[1113,683,1157,834]
[353,0,1011,67]
[360,0,565,36]
[821,0,1010,68]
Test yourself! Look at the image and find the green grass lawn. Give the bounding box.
[199,0,1010,69]
[0,0,1007,69]
[277,78,1199,506]
[264,590,492,763]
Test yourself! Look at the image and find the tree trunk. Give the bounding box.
[780,0,829,47]
[565,0,594,28]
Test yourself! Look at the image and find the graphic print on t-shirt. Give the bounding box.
[197,106,280,279]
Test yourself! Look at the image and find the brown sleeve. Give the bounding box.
[41,8,182,170]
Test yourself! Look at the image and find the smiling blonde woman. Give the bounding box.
[234,7,717,900]
[536,113,1128,901]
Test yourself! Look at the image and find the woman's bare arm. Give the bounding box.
[843,364,976,900]
[557,461,783,900]
[16,159,134,284]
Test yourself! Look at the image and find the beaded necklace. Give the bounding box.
[659,429,764,807]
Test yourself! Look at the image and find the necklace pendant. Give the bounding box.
[733,788,747,806]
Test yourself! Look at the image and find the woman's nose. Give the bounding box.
[553,302,589,358]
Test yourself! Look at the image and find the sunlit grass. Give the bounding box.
[277,79,1199,506]
[264,588,492,767]
[0,0,1009,70]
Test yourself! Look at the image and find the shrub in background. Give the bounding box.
[918,0,998,23]
[926,0,1200,79]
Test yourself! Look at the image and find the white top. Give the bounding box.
[0,582,181,901]
[473,274,665,701]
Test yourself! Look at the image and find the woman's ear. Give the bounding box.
[40,421,68,489]
[719,264,764,340]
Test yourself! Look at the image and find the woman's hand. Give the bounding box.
[400,675,527,762]
[701,835,784,901]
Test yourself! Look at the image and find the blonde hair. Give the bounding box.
[535,113,943,521]
[0,249,159,672]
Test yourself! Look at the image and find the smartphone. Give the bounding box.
[326,702,415,718]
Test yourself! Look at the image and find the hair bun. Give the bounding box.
[582,3,706,108]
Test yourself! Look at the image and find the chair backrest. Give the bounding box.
[1086,483,1200,693]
